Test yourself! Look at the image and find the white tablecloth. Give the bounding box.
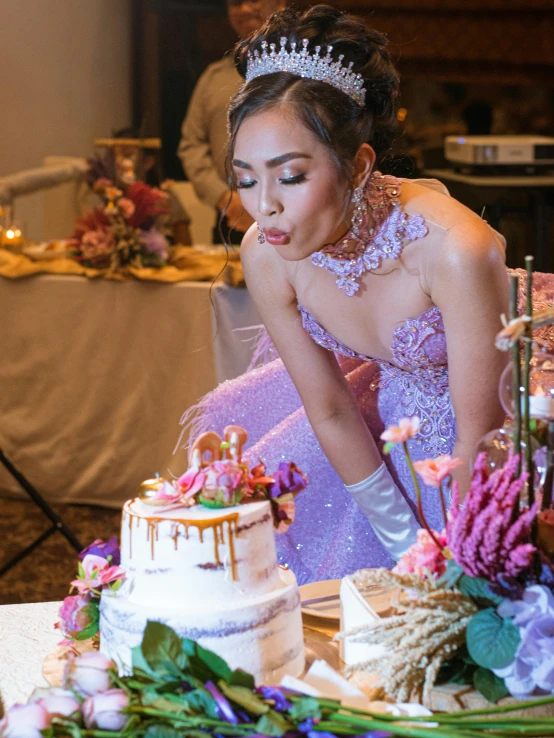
[0,276,259,507]
[0,601,61,709]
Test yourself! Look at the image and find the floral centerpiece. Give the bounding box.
[339,263,554,707]
[6,620,554,738]
[72,173,171,271]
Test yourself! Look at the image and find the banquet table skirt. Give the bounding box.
[0,276,259,507]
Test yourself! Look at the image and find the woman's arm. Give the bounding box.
[241,228,382,485]
[430,219,510,496]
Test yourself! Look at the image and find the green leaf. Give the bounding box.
[467,608,520,669]
[145,726,183,738]
[141,621,183,674]
[132,645,158,678]
[458,575,504,607]
[255,713,288,736]
[195,642,232,681]
[383,442,394,455]
[218,681,269,715]
[289,696,322,721]
[437,646,476,686]
[228,668,255,689]
[182,688,220,720]
[473,666,510,703]
[437,559,464,590]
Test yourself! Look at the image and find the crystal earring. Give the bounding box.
[257,224,265,244]
[350,186,367,238]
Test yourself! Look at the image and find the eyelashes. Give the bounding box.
[236,173,307,189]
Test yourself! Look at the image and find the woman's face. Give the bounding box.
[232,106,351,261]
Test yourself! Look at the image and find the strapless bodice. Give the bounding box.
[298,303,449,391]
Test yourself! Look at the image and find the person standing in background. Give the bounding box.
[178,0,285,244]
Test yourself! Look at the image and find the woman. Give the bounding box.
[182,5,553,584]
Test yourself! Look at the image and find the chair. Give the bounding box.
[170,181,215,245]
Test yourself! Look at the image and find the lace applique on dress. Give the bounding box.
[310,172,428,296]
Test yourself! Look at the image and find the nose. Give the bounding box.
[258,184,282,218]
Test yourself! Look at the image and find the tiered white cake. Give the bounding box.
[99,496,305,684]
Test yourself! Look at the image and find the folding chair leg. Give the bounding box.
[0,449,84,577]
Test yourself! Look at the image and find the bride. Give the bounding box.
[181,4,553,584]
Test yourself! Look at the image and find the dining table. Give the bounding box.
[0,274,260,508]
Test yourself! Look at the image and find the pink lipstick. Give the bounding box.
[263,228,289,246]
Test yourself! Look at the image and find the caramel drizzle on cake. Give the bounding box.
[123,501,240,580]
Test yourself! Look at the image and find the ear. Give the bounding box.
[353,144,376,189]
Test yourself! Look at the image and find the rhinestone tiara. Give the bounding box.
[246,36,366,107]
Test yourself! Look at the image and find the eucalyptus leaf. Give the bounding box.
[467,609,520,669]
[142,621,183,673]
[132,644,158,678]
[473,667,510,703]
[228,669,255,689]
[458,575,505,607]
[218,681,269,715]
[289,696,321,721]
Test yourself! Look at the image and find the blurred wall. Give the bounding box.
[0,0,132,240]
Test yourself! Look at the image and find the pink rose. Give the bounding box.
[0,703,51,738]
[93,178,112,192]
[276,500,296,534]
[177,466,205,499]
[413,455,462,487]
[83,689,129,731]
[199,460,246,505]
[64,650,114,697]
[117,197,135,219]
[393,528,449,579]
[30,688,81,718]
[380,416,421,445]
[80,229,114,260]
[57,594,94,638]
[71,554,125,594]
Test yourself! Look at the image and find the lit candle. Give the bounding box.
[1,226,23,249]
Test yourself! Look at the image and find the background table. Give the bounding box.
[0,276,259,507]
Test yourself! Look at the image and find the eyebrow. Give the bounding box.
[232,152,312,170]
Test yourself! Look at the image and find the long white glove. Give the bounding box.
[345,463,420,561]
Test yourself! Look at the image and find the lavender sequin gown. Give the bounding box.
[184,175,554,585]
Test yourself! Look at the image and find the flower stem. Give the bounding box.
[509,273,522,478]
[403,441,445,553]
[438,481,448,528]
[524,255,534,509]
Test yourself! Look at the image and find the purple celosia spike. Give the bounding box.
[505,543,536,577]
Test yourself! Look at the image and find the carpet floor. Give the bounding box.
[0,499,120,605]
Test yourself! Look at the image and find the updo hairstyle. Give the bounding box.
[227,5,400,184]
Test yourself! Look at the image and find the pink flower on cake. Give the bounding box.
[117,197,135,219]
[30,688,80,719]
[177,466,205,499]
[64,651,114,697]
[276,499,296,534]
[201,460,246,504]
[393,528,449,579]
[413,455,462,487]
[380,416,421,446]
[72,554,125,594]
[83,689,129,731]
[57,593,95,638]
[0,703,52,738]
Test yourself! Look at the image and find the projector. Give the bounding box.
[444,135,554,173]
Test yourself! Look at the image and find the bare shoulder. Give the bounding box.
[240,225,294,304]
[402,179,484,232]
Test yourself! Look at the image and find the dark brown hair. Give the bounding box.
[227,4,400,184]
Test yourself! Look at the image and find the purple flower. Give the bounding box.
[140,228,168,260]
[268,463,307,499]
[205,681,238,725]
[78,537,120,566]
[494,585,554,696]
[257,686,292,712]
